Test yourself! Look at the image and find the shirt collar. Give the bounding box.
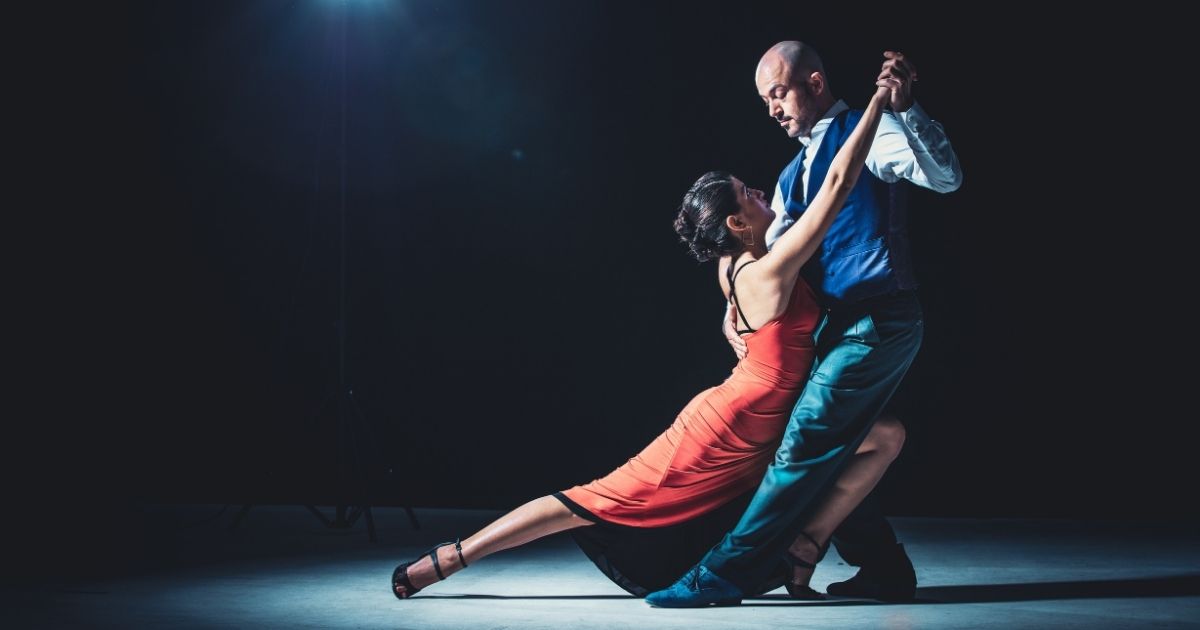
[798,99,848,147]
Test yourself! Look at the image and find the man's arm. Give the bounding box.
[868,105,962,192]
[866,51,962,193]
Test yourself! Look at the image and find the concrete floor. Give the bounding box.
[6,505,1199,628]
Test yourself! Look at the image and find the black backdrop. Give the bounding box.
[15,1,1191,566]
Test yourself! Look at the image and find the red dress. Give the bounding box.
[556,268,820,594]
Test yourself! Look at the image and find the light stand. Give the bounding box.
[232,2,417,539]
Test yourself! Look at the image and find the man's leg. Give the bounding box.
[781,416,906,594]
[831,492,898,564]
[828,399,918,597]
[698,293,924,595]
[826,489,916,600]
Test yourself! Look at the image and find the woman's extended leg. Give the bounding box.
[393,495,593,597]
[785,415,906,591]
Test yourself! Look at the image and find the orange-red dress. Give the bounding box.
[556,267,820,594]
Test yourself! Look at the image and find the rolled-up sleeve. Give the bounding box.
[868,102,963,193]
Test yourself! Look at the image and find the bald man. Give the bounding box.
[647,43,961,607]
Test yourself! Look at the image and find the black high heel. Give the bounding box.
[391,538,469,600]
[784,531,827,599]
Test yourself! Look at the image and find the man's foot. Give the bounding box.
[392,539,468,599]
[644,565,744,608]
[825,543,916,602]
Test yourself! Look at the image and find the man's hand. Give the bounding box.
[877,51,917,112]
[724,302,748,360]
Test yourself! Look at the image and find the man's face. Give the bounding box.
[756,61,819,139]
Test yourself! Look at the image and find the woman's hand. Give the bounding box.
[872,81,896,107]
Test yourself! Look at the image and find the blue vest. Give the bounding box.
[778,109,916,306]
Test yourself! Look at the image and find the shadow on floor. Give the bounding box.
[750,574,1200,606]
[914,574,1200,604]
[413,574,1200,606]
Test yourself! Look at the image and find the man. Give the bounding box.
[646,42,962,607]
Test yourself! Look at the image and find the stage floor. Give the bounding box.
[6,505,1199,628]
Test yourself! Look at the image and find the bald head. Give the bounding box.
[757,41,825,87]
[755,41,834,139]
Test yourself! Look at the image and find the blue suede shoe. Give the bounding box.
[644,564,744,608]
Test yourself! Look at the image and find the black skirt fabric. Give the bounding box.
[552,491,790,597]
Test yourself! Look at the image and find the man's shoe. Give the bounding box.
[825,543,916,602]
[644,565,744,608]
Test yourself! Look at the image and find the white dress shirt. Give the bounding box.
[764,100,962,248]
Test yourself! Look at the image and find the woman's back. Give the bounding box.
[560,272,821,528]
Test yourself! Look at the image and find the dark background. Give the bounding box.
[12,0,1190,577]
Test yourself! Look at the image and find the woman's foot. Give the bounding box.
[392,539,469,599]
[784,531,826,599]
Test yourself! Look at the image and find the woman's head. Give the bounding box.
[674,171,774,262]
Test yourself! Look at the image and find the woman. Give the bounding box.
[392,78,901,600]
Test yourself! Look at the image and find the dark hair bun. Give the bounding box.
[673,171,742,263]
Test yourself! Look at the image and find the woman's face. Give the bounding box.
[730,176,775,240]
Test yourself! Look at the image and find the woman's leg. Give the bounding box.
[394,495,593,597]
[786,416,906,588]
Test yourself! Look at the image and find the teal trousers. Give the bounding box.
[702,291,924,593]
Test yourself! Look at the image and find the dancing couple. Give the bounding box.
[390,41,962,607]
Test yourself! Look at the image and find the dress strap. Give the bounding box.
[726,252,758,334]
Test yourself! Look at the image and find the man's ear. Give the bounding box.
[809,71,826,96]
